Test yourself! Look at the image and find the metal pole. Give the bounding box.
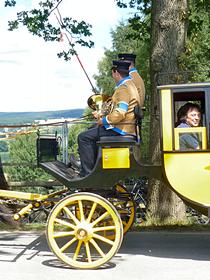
[54,11,98,94]
[62,121,69,164]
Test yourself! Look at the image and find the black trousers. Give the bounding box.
[78,126,119,176]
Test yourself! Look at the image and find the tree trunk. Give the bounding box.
[147,0,188,224]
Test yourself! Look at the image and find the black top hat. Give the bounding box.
[118,53,136,62]
[112,60,131,71]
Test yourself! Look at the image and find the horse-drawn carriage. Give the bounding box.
[0,82,210,269]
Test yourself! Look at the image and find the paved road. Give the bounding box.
[0,230,210,280]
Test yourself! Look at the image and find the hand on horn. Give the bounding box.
[92,110,101,119]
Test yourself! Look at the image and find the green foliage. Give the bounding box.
[94,21,150,96]
[5,0,94,61]
[68,108,94,158]
[115,1,151,44]
[178,0,210,82]
[5,133,51,182]
[115,0,151,15]
[4,0,16,7]
[188,0,210,36]
[68,124,84,157]
[0,141,8,152]
[116,0,210,83]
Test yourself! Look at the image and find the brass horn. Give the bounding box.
[87,93,112,111]
[87,94,103,110]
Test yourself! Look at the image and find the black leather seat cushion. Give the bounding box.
[99,135,136,143]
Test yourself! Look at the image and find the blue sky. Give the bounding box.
[0,0,130,112]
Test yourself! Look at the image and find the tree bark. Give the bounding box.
[147,0,188,223]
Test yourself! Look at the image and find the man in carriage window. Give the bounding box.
[175,102,202,150]
[77,60,140,177]
[118,53,145,108]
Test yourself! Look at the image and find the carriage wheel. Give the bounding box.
[46,192,123,269]
[115,184,136,234]
[107,184,136,238]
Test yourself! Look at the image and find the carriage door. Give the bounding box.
[159,83,210,210]
[205,86,210,149]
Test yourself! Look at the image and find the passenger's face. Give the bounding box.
[186,109,201,127]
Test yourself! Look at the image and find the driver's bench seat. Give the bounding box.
[97,105,144,169]
[98,105,144,145]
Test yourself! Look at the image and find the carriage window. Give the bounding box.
[174,127,207,150]
[173,90,207,151]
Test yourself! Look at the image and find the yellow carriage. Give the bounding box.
[0,82,210,269]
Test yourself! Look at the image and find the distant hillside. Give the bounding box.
[0,109,84,125]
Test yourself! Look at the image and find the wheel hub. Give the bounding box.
[75,222,93,241]
[77,229,87,239]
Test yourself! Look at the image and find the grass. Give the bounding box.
[132,222,210,232]
[132,216,210,231]
[1,220,210,233]
[0,222,46,232]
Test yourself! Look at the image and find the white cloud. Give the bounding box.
[0,0,127,112]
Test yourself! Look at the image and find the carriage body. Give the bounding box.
[37,134,141,189]
[159,82,210,214]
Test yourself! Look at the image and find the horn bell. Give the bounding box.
[87,94,103,110]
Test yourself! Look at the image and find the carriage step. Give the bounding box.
[40,161,78,180]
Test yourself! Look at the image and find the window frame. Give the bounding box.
[174,127,207,150]
[172,87,208,151]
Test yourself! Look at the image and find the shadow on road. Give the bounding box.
[0,232,49,262]
[120,231,210,261]
[0,232,116,270]
[0,230,210,267]
[42,258,116,270]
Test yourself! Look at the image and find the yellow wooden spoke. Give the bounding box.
[53,231,75,238]
[85,241,92,263]
[91,211,109,227]
[86,202,97,223]
[60,237,77,253]
[122,220,127,226]
[73,240,83,261]
[89,239,105,257]
[78,200,85,221]
[118,209,129,214]
[92,233,114,245]
[93,225,116,232]
[63,206,80,225]
[55,218,76,229]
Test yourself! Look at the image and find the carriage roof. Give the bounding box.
[157,82,210,90]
